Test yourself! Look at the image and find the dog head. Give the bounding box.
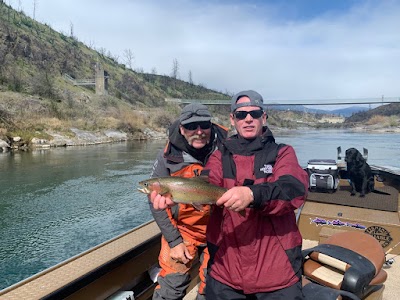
[345,147,365,167]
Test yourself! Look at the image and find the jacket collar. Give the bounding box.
[223,126,275,155]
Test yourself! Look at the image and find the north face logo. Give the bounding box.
[260,164,273,174]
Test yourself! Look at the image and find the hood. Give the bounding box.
[223,126,275,155]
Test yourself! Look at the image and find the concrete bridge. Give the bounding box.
[165,97,400,106]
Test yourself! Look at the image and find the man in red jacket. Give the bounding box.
[151,91,308,299]
[203,90,308,299]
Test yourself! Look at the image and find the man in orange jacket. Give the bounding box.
[148,103,227,300]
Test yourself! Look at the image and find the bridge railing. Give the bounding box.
[165,97,400,106]
[63,74,96,86]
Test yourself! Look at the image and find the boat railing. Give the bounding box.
[0,221,164,299]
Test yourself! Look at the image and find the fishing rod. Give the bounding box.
[384,240,400,266]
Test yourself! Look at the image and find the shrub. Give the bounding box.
[31,71,59,100]
[366,115,386,125]
[388,116,399,127]
[154,111,174,128]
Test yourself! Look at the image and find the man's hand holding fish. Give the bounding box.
[149,190,175,210]
[215,186,254,212]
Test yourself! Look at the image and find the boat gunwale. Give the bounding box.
[0,220,161,298]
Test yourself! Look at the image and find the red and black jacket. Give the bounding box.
[204,127,309,293]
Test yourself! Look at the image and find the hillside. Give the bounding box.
[1,2,399,150]
[0,3,231,145]
[345,103,400,123]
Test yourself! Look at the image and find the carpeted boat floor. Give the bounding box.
[307,185,398,212]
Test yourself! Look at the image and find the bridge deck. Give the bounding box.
[165,97,400,106]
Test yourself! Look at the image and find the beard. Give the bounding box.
[188,133,209,145]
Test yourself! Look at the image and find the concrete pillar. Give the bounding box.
[95,63,107,95]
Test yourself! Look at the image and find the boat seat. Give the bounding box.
[302,231,387,300]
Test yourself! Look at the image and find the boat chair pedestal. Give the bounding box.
[302,231,387,300]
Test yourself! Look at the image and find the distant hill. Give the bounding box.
[330,106,370,117]
[345,103,400,123]
[266,104,330,114]
[268,104,370,117]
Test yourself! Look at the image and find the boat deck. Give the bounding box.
[307,184,398,212]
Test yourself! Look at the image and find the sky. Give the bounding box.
[7,0,400,108]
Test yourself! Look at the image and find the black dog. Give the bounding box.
[345,148,375,197]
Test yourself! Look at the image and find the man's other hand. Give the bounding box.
[170,242,193,264]
[150,190,176,210]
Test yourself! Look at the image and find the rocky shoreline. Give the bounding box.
[0,127,167,152]
[1,124,399,153]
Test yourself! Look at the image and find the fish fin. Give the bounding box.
[190,175,209,183]
[161,192,173,200]
[192,203,204,211]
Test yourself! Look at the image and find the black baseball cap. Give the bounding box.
[231,90,264,112]
[179,103,212,125]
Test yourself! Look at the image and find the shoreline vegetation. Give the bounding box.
[1,115,399,152]
[1,91,399,152]
[1,89,400,152]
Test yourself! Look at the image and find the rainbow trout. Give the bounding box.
[138,177,246,216]
[138,177,227,210]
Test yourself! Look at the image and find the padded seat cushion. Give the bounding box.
[323,231,385,274]
[303,231,386,299]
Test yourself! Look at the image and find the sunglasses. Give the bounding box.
[182,121,212,131]
[234,110,264,120]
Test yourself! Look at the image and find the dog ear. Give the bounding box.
[345,149,352,162]
[355,151,365,167]
[345,148,355,162]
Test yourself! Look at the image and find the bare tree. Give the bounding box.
[33,0,38,20]
[171,58,179,79]
[69,22,74,38]
[123,49,135,70]
[188,70,193,84]
[107,50,119,63]
[151,67,157,75]
[97,47,107,57]
[88,40,95,49]
[135,67,144,73]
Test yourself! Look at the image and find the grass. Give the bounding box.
[367,115,399,128]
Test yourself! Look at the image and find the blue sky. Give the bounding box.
[8,0,400,108]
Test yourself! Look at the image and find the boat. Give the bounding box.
[1,148,399,300]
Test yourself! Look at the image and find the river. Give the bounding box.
[0,129,399,290]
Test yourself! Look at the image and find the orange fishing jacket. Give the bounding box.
[149,122,227,247]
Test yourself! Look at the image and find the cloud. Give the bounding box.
[10,0,400,103]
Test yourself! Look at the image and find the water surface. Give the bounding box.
[0,130,399,289]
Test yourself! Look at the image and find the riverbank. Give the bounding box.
[1,91,399,152]
[350,124,400,133]
[0,127,167,151]
[1,123,400,153]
